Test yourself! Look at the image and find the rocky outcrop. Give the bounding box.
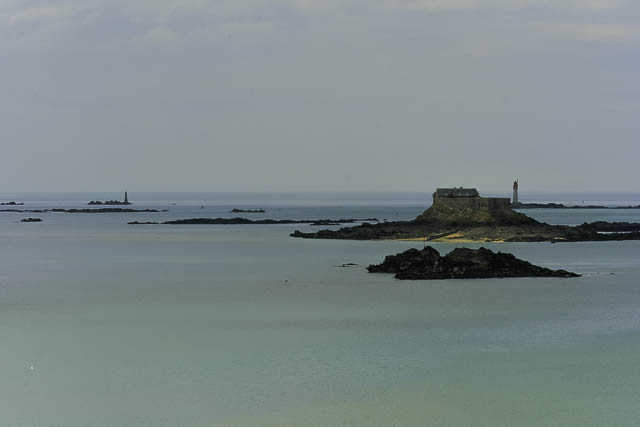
[1,201,24,206]
[513,202,640,209]
[21,217,42,223]
[291,219,640,242]
[52,208,161,213]
[88,200,131,205]
[575,221,640,233]
[367,247,579,280]
[2,208,162,213]
[230,208,266,213]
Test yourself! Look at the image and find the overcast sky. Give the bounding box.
[1,0,639,194]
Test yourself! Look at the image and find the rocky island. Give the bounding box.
[368,246,579,280]
[88,192,131,205]
[21,217,42,223]
[1,201,24,206]
[291,187,640,243]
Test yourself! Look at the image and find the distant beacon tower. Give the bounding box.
[512,180,519,204]
[124,192,129,204]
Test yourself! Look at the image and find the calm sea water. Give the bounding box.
[1,192,640,427]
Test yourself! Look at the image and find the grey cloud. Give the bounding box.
[0,0,639,193]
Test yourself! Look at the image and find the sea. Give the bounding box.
[1,191,640,427]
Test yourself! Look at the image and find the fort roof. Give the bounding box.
[434,188,480,198]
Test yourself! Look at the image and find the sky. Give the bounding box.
[1,0,639,194]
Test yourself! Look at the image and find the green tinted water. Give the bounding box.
[1,197,639,426]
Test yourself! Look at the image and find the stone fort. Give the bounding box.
[432,187,511,210]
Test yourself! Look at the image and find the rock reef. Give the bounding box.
[230,208,266,213]
[513,202,640,209]
[88,200,131,206]
[160,217,378,225]
[291,217,640,242]
[54,208,161,213]
[2,208,164,214]
[574,221,640,233]
[367,246,579,280]
[21,217,42,223]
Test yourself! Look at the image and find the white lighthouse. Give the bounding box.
[512,179,519,205]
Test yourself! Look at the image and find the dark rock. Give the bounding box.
[367,247,580,280]
[21,218,42,223]
[575,221,640,233]
[512,202,566,209]
[163,218,378,225]
[2,208,159,214]
[88,200,132,205]
[513,202,640,209]
[128,221,159,225]
[230,208,266,213]
[48,208,158,213]
[1,201,24,206]
[310,218,378,226]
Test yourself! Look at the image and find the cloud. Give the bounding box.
[1,0,640,192]
[374,0,630,12]
[0,0,638,53]
[537,21,640,42]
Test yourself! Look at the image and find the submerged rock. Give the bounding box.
[367,247,579,280]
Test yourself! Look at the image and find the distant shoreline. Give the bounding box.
[514,202,640,209]
[0,208,164,213]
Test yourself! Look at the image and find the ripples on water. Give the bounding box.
[1,193,639,427]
